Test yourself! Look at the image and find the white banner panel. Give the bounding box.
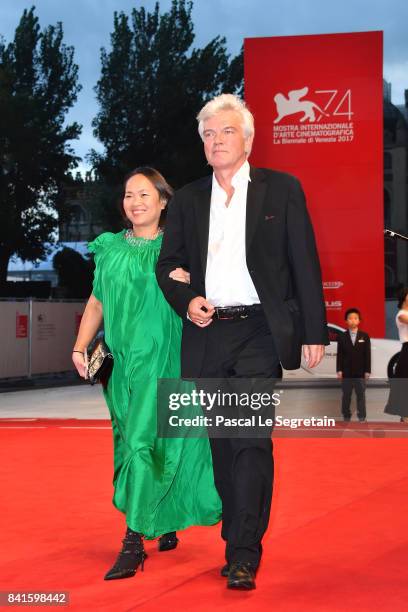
[0,302,30,377]
[31,302,85,375]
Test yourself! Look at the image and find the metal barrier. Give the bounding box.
[0,299,85,379]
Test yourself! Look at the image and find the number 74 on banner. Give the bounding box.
[315,90,353,121]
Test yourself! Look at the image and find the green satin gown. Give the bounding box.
[88,230,221,538]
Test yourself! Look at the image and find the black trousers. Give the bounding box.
[198,310,281,569]
[385,342,408,417]
[341,378,366,419]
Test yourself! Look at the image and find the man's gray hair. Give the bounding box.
[197,93,255,141]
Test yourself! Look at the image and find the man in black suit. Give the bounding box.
[336,308,371,421]
[156,94,328,590]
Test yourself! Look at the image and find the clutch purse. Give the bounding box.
[87,335,113,386]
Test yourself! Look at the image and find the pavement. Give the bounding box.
[0,382,399,422]
[0,384,108,419]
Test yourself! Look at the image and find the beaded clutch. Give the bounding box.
[87,336,113,386]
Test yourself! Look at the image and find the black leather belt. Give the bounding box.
[213,304,263,320]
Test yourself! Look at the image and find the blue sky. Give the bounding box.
[1,0,407,170]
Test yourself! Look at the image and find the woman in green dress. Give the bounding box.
[72,167,221,580]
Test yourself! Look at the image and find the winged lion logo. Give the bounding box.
[274,87,328,124]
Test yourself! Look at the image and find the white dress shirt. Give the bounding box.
[205,161,260,307]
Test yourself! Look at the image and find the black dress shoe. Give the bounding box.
[220,563,230,577]
[158,532,179,552]
[227,562,256,590]
[104,529,147,580]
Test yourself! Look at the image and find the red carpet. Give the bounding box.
[1,419,408,611]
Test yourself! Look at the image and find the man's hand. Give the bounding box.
[303,345,325,368]
[169,267,190,284]
[337,371,343,379]
[364,372,371,380]
[188,297,215,327]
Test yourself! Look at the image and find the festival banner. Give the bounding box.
[245,31,384,337]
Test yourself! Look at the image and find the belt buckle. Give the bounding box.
[216,308,233,320]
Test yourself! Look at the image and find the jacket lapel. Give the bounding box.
[193,175,212,276]
[345,331,353,349]
[348,330,359,348]
[246,167,267,252]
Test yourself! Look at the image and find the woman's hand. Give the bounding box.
[72,351,87,378]
[169,267,190,284]
[72,295,103,378]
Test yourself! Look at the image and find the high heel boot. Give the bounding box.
[104,528,147,580]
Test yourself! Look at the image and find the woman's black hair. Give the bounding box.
[119,166,173,228]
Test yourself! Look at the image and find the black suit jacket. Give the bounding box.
[156,166,329,376]
[336,330,371,377]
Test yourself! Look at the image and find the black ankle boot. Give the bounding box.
[158,531,179,552]
[104,528,147,580]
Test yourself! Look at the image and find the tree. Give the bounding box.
[90,0,243,201]
[0,7,82,283]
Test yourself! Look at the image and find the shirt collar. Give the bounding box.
[212,160,251,192]
[232,160,251,187]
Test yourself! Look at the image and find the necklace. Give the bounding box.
[124,228,163,246]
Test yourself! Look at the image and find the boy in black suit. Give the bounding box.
[336,308,371,422]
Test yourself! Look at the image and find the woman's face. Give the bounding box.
[123,174,165,231]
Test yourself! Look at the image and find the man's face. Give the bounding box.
[202,110,253,172]
[346,313,360,330]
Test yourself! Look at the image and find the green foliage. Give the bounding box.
[0,7,81,282]
[91,0,243,196]
[81,174,124,236]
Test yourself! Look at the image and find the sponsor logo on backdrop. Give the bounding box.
[323,281,344,289]
[272,86,354,145]
[16,313,28,339]
[325,300,342,310]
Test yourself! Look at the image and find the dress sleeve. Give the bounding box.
[88,232,115,302]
